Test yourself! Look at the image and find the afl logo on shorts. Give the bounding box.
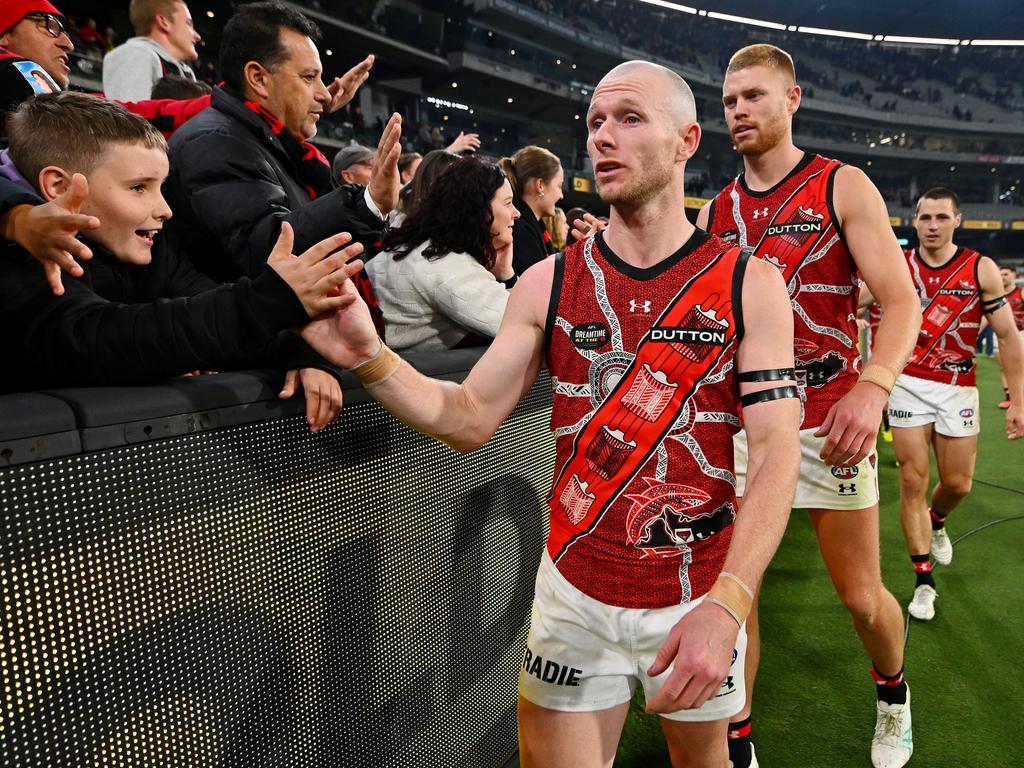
[959,408,974,418]
[831,465,859,479]
[571,322,609,350]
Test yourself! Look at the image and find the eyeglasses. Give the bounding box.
[24,13,66,39]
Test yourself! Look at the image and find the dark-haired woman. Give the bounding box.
[390,148,460,227]
[365,157,520,352]
[499,145,564,275]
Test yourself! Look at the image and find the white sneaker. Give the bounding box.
[871,687,913,768]
[908,584,937,621]
[931,527,953,565]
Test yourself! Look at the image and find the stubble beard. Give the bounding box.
[598,157,675,212]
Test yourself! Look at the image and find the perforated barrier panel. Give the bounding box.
[1,375,554,767]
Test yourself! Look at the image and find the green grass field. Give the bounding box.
[615,356,1024,767]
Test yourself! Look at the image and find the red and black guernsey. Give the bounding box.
[1008,285,1024,331]
[544,230,747,609]
[709,153,859,430]
[902,247,983,386]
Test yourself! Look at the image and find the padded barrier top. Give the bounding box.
[0,347,489,466]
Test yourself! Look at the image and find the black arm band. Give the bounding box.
[501,274,519,289]
[740,385,799,407]
[737,367,796,383]
[982,296,1007,313]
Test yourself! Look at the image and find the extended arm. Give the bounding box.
[815,166,920,465]
[302,258,554,450]
[979,257,1024,438]
[646,258,799,713]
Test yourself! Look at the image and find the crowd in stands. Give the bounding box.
[517,0,1024,121]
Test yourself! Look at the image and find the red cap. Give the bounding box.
[0,1,64,34]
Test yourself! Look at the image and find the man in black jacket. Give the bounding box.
[0,91,362,432]
[164,1,401,283]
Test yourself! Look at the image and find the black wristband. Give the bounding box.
[737,367,796,383]
[501,274,518,289]
[740,385,799,407]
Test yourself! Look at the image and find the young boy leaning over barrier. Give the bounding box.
[0,92,364,430]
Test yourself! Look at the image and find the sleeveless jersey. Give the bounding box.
[1008,285,1024,331]
[545,230,746,609]
[902,247,982,386]
[709,154,859,429]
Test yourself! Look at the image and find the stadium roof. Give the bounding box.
[680,0,1024,41]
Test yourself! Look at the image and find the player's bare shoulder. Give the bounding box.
[510,252,559,332]
[831,163,886,220]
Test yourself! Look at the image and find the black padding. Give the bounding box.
[740,385,800,407]
[0,392,81,466]
[982,296,1007,313]
[736,367,796,383]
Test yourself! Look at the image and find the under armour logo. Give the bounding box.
[928,277,941,284]
[630,299,652,313]
[752,207,770,220]
[838,483,857,495]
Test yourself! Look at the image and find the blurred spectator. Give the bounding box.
[394,148,459,226]
[0,0,73,89]
[542,206,568,251]
[76,17,107,58]
[333,144,374,184]
[398,151,421,184]
[366,157,518,351]
[499,145,563,275]
[103,0,201,101]
[149,73,210,100]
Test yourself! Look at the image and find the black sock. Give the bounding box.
[872,666,908,705]
[929,508,947,531]
[727,715,753,768]
[912,554,935,588]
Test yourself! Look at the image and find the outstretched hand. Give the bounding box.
[267,222,366,317]
[4,173,100,295]
[446,131,481,154]
[327,54,374,113]
[645,601,739,714]
[368,112,403,215]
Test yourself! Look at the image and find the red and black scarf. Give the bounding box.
[243,99,386,339]
[244,99,335,200]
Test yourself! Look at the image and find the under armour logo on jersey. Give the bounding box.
[630,299,652,313]
[928,276,941,284]
[752,207,770,220]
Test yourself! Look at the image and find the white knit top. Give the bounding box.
[365,240,511,352]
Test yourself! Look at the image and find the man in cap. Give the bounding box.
[333,144,375,186]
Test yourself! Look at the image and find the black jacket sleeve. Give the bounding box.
[0,176,41,217]
[0,245,311,391]
[169,128,385,279]
[142,238,343,382]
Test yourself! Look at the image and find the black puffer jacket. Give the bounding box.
[0,230,325,393]
[165,86,385,282]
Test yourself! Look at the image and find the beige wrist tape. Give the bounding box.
[706,571,754,627]
[350,342,401,388]
[858,363,896,394]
